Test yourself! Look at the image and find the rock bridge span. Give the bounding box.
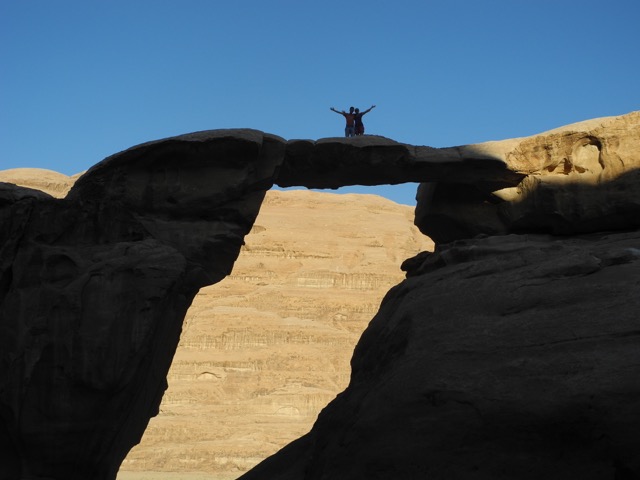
[2,130,520,479]
[0,111,638,479]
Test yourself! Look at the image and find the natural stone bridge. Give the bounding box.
[0,111,638,479]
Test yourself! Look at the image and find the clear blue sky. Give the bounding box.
[1,0,638,205]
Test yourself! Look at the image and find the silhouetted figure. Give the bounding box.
[354,105,376,136]
[330,106,357,137]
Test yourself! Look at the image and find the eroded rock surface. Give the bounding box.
[0,130,284,479]
[241,231,640,480]
[416,111,640,243]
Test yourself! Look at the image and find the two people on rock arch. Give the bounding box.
[330,105,376,137]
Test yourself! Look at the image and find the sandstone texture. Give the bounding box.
[416,111,640,243]
[0,168,77,199]
[119,190,432,475]
[241,231,640,480]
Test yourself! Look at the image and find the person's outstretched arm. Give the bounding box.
[330,107,344,115]
[361,105,376,116]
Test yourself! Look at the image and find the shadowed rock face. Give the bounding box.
[278,135,523,190]
[0,130,284,479]
[0,129,523,479]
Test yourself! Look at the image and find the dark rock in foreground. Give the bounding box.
[240,231,640,479]
[0,130,283,479]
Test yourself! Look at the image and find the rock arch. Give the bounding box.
[1,110,639,478]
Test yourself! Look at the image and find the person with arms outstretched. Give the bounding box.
[354,105,376,136]
[330,106,357,137]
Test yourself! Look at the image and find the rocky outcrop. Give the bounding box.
[2,111,639,479]
[240,230,640,479]
[416,111,640,243]
[0,130,284,479]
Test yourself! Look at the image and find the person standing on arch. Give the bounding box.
[330,106,357,137]
[354,105,376,136]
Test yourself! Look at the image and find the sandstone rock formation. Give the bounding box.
[240,230,640,479]
[236,111,640,480]
[1,160,432,477]
[0,130,284,480]
[416,111,640,243]
[0,168,77,198]
[119,190,432,475]
[2,111,639,479]
[278,135,523,190]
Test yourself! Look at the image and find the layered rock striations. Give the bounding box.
[119,190,432,475]
[1,111,639,479]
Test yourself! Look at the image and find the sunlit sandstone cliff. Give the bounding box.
[241,230,640,480]
[119,190,433,474]
[1,111,639,480]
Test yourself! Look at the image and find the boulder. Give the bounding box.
[0,129,284,479]
[415,111,640,244]
[240,231,640,479]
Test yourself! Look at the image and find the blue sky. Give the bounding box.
[1,0,638,205]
